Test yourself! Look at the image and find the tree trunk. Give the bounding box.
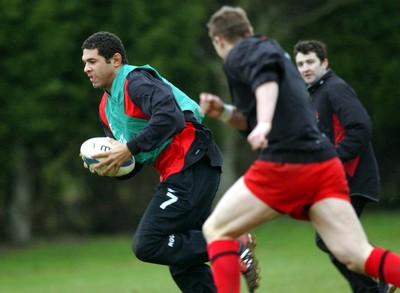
[8,145,32,245]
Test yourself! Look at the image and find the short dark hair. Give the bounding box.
[82,31,129,64]
[293,40,328,62]
[207,6,252,43]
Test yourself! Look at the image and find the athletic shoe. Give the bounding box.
[387,284,397,293]
[238,233,261,292]
[380,282,397,293]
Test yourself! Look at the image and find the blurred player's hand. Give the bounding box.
[199,92,224,119]
[247,122,271,151]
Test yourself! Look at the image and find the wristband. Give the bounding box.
[219,103,235,122]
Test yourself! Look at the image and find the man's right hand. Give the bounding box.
[199,92,224,119]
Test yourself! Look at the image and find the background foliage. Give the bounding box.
[0,0,399,244]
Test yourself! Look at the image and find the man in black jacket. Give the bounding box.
[294,40,395,293]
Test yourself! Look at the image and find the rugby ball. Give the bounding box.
[80,137,135,177]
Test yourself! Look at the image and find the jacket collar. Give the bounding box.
[308,69,334,93]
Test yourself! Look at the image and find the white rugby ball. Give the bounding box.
[80,137,135,177]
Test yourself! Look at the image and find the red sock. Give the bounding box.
[365,247,400,287]
[208,239,240,293]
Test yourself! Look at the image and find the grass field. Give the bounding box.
[0,210,398,293]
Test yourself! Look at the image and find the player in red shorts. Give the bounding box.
[199,6,400,292]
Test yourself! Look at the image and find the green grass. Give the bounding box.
[0,211,399,293]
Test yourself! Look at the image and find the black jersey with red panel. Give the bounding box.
[308,70,379,201]
[224,35,336,163]
[99,68,222,181]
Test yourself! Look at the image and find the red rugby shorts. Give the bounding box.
[243,157,350,220]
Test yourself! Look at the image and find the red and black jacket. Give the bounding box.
[308,70,380,201]
[99,69,222,181]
